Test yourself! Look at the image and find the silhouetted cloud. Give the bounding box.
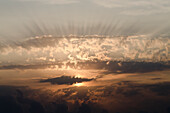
[144,82,170,96]
[151,78,162,80]
[0,63,62,70]
[0,61,169,74]
[40,76,93,85]
[0,81,170,113]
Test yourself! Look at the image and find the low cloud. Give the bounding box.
[0,61,169,74]
[40,76,93,85]
[0,81,170,113]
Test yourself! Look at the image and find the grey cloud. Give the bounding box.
[12,0,170,15]
[93,0,170,15]
[0,63,62,70]
[0,61,169,74]
[16,0,79,4]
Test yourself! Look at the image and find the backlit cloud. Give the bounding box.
[0,35,169,71]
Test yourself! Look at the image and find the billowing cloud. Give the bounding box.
[0,35,169,64]
[0,23,169,71]
[93,0,170,15]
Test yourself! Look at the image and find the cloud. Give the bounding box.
[0,81,170,113]
[93,0,170,15]
[40,76,93,85]
[13,0,170,15]
[17,0,79,4]
[0,63,61,70]
[0,61,169,74]
[0,35,169,67]
[0,22,169,66]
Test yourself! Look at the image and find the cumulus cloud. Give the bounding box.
[0,35,170,74]
[0,35,169,67]
[92,0,170,15]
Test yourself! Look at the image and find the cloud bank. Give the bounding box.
[0,35,169,65]
[0,34,169,73]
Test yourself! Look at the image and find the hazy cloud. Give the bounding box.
[93,0,170,15]
[16,0,79,4]
[13,0,170,15]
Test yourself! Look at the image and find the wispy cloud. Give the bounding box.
[17,0,79,4]
[92,0,170,15]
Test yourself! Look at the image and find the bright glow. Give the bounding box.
[75,74,82,78]
[73,82,84,87]
[0,35,169,67]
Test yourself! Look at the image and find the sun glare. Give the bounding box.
[74,82,83,87]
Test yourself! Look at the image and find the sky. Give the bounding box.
[0,0,169,88]
[0,0,170,39]
[0,0,170,68]
[0,1,170,113]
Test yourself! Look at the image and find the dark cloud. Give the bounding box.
[104,61,170,74]
[0,63,62,70]
[0,86,108,113]
[0,81,170,113]
[40,76,93,85]
[0,61,169,74]
[151,78,162,80]
[65,61,170,74]
[144,82,170,96]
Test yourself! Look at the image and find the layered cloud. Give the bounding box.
[13,0,170,15]
[93,0,170,15]
[16,0,79,4]
[1,81,170,113]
